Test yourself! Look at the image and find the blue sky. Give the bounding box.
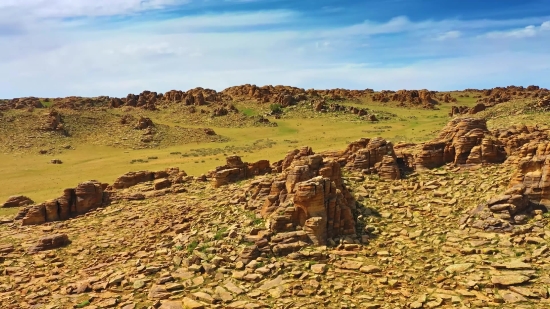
[1,0,550,98]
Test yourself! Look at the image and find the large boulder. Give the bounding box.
[28,234,70,254]
[2,196,34,208]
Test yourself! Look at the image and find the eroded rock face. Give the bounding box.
[246,149,357,249]
[2,196,34,208]
[16,181,107,225]
[415,118,506,169]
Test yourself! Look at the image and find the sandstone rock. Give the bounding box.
[154,179,172,190]
[135,117,154,130]
[247,148,356,251]
[17,181,106,225]
[28,234,70,253]
[491,274,530,286]
[415,118,506,169]
[2,195,34,208]
[113,171,155,189]
[209,156,271,188]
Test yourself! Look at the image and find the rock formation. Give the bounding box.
[16,181,108,225]
[414,118,506,169]
[134,116,154,130]
[464,141,550,231]
[207,156,272,188]
[372,89,437,107]
[1,196,34,208]
[342,138,398,177]
[40,110,65,132]
[245,147,357,251]
[449,103,486,116]
[112,168,188,190]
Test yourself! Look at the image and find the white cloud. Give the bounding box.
[435,30,461,41]
[484,21,550,39]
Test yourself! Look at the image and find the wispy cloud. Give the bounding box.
[0,0,187,19]
[435,30,462,41]
[484,21,550,38]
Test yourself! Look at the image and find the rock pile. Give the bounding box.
[207,156,271,188]
[372,89,438,107]
[0,97,43,110]
[465,141,550,231]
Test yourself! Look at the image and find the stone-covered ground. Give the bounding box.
[1,162,549,309]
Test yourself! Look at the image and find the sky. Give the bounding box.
[1,0,550,98]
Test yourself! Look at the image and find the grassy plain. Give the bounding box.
[0,92,494,214]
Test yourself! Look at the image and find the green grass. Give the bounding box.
[214,227,228,240]
[75,300,90,308]
[0,94,542,207]
[187,240,199,255]
[241,108,257,117]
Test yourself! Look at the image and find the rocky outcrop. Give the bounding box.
[208,156,271,188]
[0,97,43,110]
[414,118,506,169]
[135,116,154,130]
[375,156,401,180]
[28,234,70,254]
[336,138,401,179]
[312,101,380,120]
[493,125,550,161]
[16,181,108,225]
[464,141,550,231]
[449,103,486,116]
[372,89,437,107]
[2,196,34,208]
[113,171,155,189]
[112,168,187,190]
[245,149,357,250]
[40,110,65,132]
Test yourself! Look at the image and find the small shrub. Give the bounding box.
[270,104,283,114]
[76,300,90,308]
[214,227,228,240]
[187,240,198,254]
